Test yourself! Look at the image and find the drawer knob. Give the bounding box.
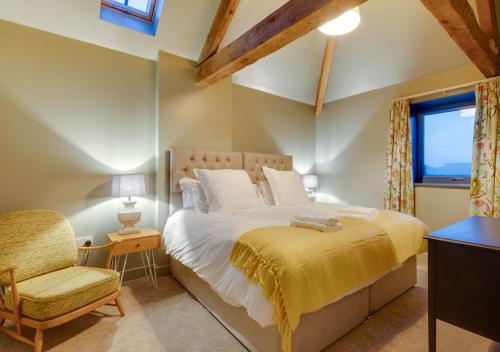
[135,244,140,249]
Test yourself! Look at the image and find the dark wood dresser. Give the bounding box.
[425,216,500,352]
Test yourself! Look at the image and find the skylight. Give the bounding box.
[100,0,163,36]
[121,0,150,13]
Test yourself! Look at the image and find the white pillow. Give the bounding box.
[194,169,260,213]
[178,177,208,213]
[262,166,310,206]
[257,181,275,205]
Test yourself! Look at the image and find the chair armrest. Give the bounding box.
[0,267,17,308]
[77,243,114,251]
[0,266,16,276]
[77,243,115,267]
[0,266,22,333]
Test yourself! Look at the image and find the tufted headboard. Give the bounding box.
[243,152,293,183]
[169,148,293,213]
[170,148,243,193]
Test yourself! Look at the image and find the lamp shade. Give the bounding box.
[112,174,145,198]
[302,174,318,189]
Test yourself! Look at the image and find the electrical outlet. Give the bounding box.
[75,236,93,247]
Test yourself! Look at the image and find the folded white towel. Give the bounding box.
[294,215,339,227]
[290,220,342,233]
[336,206,379,220]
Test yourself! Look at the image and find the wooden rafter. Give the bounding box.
[476,0,499,48]
[196,0,368,87]
[477,0,499,39]
[421,0,500,78]
[314,37,337,117]
[197,0,240,66]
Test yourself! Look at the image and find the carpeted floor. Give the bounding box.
[1,275,499,352]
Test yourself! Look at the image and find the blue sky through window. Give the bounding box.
[423,107,475,176]
[127,0,150,13]
[109,0,151,13]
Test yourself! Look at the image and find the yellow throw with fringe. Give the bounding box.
[230,216,423,352]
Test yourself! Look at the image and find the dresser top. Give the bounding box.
[426,216,500,250]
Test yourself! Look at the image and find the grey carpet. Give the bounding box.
[1,276,498,351]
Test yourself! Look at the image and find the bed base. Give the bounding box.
[171,255,416,352]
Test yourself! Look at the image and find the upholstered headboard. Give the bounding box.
[169,148,293,213]
[243,152,293,183]
[170,148,243,193]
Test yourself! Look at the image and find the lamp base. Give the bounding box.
[117,200,141,235]
[118,225,140,235]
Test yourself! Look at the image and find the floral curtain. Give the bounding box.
[384,99,415,215]
[470,79,500,217]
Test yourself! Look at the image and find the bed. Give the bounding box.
[164,148,426,352]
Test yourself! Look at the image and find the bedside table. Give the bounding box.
[105,228,160,288]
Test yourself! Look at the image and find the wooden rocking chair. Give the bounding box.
[0,210,125,352]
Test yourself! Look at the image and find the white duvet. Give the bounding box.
[163,202,420,327]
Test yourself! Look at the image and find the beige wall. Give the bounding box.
[157,51,233,227]
[232,85,316,174]
[316,65,483,231]
[0,20,157,266]
[415,187,470,232]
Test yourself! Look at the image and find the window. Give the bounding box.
[411,92,475,185]
[101,0,156,22]
[100,0,163,36]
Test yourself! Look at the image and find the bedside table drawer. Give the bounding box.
[112,235,159,256]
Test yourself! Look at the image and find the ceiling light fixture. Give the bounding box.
[318,7,361,36]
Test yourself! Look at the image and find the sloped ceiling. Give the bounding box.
[0,0,477,104]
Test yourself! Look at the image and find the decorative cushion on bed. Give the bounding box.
[179,177,208,212]
[257,181,275,205]
[179,177,195,208]
[4,266,119,321]
[194,169,261,213]
[262,167,310,206]
[0,210,78,286]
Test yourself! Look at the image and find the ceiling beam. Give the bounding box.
[196,0,368,87]
[421,0,500,78]
[197,0,240,66]
[476,0,499,44]
[314,37,337,117]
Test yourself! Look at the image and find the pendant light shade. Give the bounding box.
[319,7,361,36]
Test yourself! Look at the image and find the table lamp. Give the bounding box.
[302,174,318,198]
[112,174,145,235]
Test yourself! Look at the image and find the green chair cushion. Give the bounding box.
[0,210,77,285]
[4,266,120,321]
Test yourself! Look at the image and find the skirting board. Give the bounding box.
[171,256,416,352]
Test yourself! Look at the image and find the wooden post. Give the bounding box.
[197,0,240,65]
[314,37,337,117]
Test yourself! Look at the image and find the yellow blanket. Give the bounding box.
[230,214,427,352]
[374,210,428,261]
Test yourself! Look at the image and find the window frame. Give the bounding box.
[410,92,476,186]
[101,0,157,23]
